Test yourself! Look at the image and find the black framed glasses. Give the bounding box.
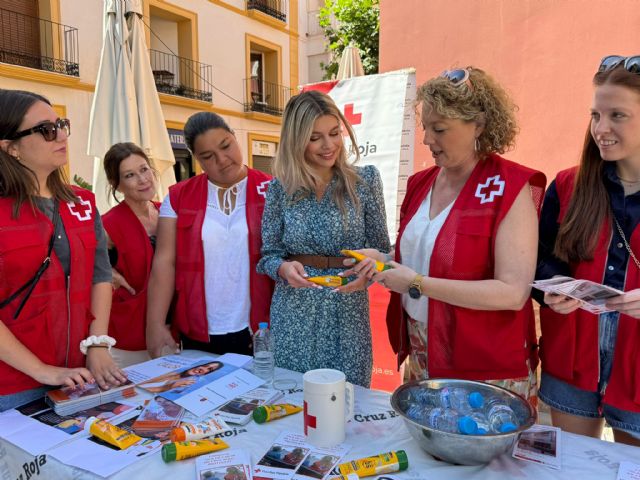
[8,118,71,142]
[440,68,474,90]
[598,55,640,74]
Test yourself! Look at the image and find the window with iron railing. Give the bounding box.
[149,49,212,103]
[247,0,287,23]
[0,7,79,76]
[243,77,292,116]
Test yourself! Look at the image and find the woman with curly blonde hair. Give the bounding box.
[347,67,546,399]
[257,90,390,387]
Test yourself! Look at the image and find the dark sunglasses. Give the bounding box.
[440,68,473,90]
[598,55,640,74]
[8,118,71,142]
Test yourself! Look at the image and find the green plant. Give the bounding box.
[318,0,379,80]
[73,174,93,191]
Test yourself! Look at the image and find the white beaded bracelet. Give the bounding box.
[79,335,117,355]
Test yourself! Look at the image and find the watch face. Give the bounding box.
[408,286,421,299]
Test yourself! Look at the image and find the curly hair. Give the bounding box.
[416,67,519,156]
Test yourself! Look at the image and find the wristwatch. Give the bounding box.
[408,274,424,299]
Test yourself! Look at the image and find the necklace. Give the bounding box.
[612,214,640,270]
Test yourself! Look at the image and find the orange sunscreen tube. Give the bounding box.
[336,450,408,477]
[308,275,348,287]
[253,403,303,423]
[84,416,141,450]
[341,250,392,272]
[162,438,229,463]
[170,416,230,442]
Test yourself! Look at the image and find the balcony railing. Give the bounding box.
[247,0,287,22]
[244,77,293,117]
[149,49,212,103]
[0,7,79,76]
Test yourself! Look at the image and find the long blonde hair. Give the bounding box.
[274,90,361,216]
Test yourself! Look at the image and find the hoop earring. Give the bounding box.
[474,138,480,152]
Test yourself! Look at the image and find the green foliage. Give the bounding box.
[73,174,93,191]
[318,0,379,80]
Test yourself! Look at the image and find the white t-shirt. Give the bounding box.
[400,188,454,323]
[160,178,251,335]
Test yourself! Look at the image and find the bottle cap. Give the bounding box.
[253,406,268,424]
[396,449,409,471]
[161,443,178,463]
[83,416,98,435]
[499,422,517,433]
[169,427,185,442]
[457,416,478,435]
[468,392,484,409]
[259,322,268,329]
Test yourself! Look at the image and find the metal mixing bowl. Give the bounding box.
[390,378,537,465]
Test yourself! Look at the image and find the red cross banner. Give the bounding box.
[301,69,417,243]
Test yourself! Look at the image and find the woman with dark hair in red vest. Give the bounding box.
[146,112,273,357]
[102,142,159,367]
[347,68,545,403]
[0,89,126,411]
[536,57,640,446]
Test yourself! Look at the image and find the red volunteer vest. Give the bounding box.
[540,167,640,412]
[0,187,96,394]
[169,169,274,342]
[102,201,159,351]
[386,154,546,380]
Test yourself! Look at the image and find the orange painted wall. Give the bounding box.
[379,0,640,182]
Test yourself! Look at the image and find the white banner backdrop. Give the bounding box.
[302,69,417,244]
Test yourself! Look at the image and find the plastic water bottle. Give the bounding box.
[253,322,274,384]
[408,387,484,413]
[426,408,478,434]
[483,396,518,433]
[461,412,491,435]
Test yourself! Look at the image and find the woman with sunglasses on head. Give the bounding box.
[257,90,390,388]
[146,112,273,358]
[348,68,545,400]
[536,56,640,446]
[102,142,159,367]
[0,89,127,411]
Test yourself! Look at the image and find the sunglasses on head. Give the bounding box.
[440,68,474,90]
[598,55,640,74]
[8,118,71,142]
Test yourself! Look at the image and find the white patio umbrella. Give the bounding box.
[88,0,175,213]
[336,43,365,80]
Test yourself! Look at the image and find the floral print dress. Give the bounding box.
[257,165,390,387]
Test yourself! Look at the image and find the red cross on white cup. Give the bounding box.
[303,369,354,447]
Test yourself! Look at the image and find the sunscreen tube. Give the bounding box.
[84,417,141,450]
[335,450,408,477]
[162,438,229,462]
[341,250,392,272]
[308,276,348,287]
[170,416,230,442]
[253,403,303,423]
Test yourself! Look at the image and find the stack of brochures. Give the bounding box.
[46,380,137,416]
[131,396,185,439]
[215,387,283,425]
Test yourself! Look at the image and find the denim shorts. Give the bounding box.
[0,385,51,413]
[539,311,640,438]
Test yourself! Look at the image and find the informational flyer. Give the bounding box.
[532,276,624,314]
[617,461,640,480]
[512,424,562,470]
[196,448,252,480]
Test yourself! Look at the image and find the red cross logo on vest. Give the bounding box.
[257,180,270,198]
[343,103,362,126]
[304,400,316,434]
[67,198,92,221]
[475,175,505,204]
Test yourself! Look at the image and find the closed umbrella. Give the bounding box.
[88,0,175,213]
[336,43,365,80]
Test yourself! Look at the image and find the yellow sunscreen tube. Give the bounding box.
[336,450,408,477]
[162,438,229,463]
[170,416,229,442]
[341,250,392,272]
[83,416,141,450]
[253,403,303,423]
[308,275,348,287]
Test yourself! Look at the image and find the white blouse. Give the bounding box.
[160,178,251,335]
[400,188,454,323]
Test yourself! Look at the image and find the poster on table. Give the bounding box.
[301,69,417,244]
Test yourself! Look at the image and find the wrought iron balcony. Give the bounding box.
[149,49,212,103]
[244,77,293,116]
[247,0,287,22]
[0,7,79,76]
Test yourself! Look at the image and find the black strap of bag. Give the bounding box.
[0,203,59,319]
